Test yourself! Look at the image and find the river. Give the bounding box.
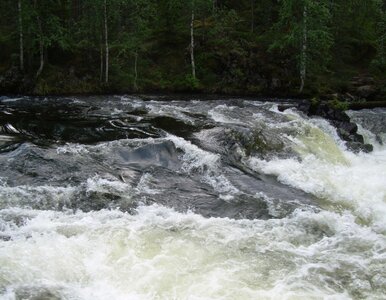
[0,96,385,299]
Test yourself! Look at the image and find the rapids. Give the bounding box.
[0,96,385,299]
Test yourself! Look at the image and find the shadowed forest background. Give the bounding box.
[0,0,385,97]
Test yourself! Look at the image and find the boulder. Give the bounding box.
[356,85,377,99]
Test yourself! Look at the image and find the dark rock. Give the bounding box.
[356,85,377,98]
[294,100,372,152]
[278,104,293,112]
[297,100,312,115]
[347,142,373,153]
[350,134,364,144]
[340,122,358,135]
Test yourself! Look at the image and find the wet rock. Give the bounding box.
[296,100,372,153]
[348,142,373,153]
[296,100,312,114]
[339,121,358,135]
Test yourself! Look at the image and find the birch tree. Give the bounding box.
[34,0,44,78]
[271,0,332,93]
[113,0,155,91]
[190,0,196,80]
[299,4,307,93]
[18,0,24,71]
[103,0,109,83]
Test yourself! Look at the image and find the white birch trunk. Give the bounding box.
[35,0,44,78]
[190,3,196,80]
[18,0,24,71]
[134,51,138,91]
[299,4,307,93]
[100,37,104,82]
[104,0,109,84]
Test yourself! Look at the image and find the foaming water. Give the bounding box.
[1,97,386,299]
[1,205,385,300]
[247,110,386,231]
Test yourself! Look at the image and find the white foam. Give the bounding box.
[166,134,240,198]
[247,137,386,230]
[166,135,220,173]
[0,183,77,210]
[0,206,384,299]
[0,98,23,103]
[146,104,196,124]
[135,173,160,195]
[208,105,246,125]
[0,175,134,211]
[57,143,90,155]
[85,175,131,195]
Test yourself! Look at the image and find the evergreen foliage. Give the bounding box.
[0,0,384,95]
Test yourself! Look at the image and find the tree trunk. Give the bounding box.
[100,36,104,82]
[134,51,138,91]
[299,4,307,94]
[104,0,109,84]
[35,0,44,78]
[190,3,196,80]
[380,7,385,64]
[36,30,44,78]
[251,0,254,33]
[18,0,24,71]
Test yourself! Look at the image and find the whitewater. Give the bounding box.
[0,96,385,300]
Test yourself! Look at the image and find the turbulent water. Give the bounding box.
[0,96,385,300]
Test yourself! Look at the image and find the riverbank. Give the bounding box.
[1,65,385,101]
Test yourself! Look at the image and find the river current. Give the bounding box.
[0,96,385,299]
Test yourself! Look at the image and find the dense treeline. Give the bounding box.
[0,0,385,96]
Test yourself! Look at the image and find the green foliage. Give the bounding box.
[328,98,349,111]
[270,0,333,91]
[0,0,385,95]
[183,74,200,90]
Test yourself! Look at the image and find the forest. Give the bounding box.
[0,0,385,98]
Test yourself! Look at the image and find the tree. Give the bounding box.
[103,0,109,83]
[0,0,385,94]
[190,0,196,79]
[18,0,24,71]
[374,0,386,69]
[34,0,44,78]
[271,0,333,93]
